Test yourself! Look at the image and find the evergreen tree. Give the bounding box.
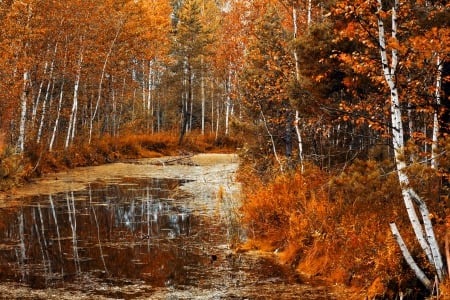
[241,5,294,167]
[171,0,214,144]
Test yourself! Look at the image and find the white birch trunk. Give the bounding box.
[211,81,215,134]
[292,5,300,82]
[17,71,29,154]
[49,78,65,152]
[295,110,304,173]
[65,50,83,149]
[36,92,47,144]
[147,60,154,133]
[49,43,67,151]
[390,223,432,289]
[89,24,121,144]
[292,3,305,171]
[377,0,445,283]
[142,59,147,112]
[431,55,442,169]
[200,59,205,135]
[225,70,232,136]
[215,98,220,140]
[37,43,57,144]
[307,0,312,26]
[31,61,48,123]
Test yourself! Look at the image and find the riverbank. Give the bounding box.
[0,153,238,203]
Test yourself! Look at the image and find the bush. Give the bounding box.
[239,157,444,297]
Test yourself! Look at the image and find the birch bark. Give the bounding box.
[17,71,29,154]
[291,1,304,171]
[225,70,232,136]
[65,49,83,149]
[89,24,122,144]
[48,77,65,152]
[201,59,206,135]
[377,0,445,283]
[390,223,432,289]
[431,56,442,169]
[31,61,48,123]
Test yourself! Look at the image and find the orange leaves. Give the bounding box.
[240,166,331,250]
[386,36,408,55]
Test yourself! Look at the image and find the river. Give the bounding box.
[0,154,346,299]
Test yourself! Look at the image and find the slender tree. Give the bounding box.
[334,0,449,288]
[241,4,295,169]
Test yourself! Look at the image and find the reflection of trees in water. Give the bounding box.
[0,178,197,287]
[88,184,108,275]
[66,192,81,275]
[16,210,27,281]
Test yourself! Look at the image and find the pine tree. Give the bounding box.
[172,0,214,144]
[241,5,294,169]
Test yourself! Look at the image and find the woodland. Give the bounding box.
[0,0,449,298]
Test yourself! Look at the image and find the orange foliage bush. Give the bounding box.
[239,158,446,296]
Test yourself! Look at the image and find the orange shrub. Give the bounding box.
[239,158,444,296]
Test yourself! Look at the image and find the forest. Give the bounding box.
[0,0,449,298]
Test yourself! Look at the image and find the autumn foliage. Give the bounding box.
[0,0,449,297]
[238,151,449,297]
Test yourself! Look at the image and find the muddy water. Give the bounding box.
[0,154,342,299]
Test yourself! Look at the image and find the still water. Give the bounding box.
[0,156,340,299]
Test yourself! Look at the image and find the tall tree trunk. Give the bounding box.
[215,97,220,140]
[31,61,48,124]
[295,110,304,172]
[225,70,232,136]
[292,2,305,171]
[307,0,312,26]
[65,49,83,149]
[142,59,147,112]
[201,59,206,135]
[377,0,445,284]
[49,78,65,152]
[17,71,29,154]
[189,72,194,132]
[147,60,154,133]
[89,24,122,144]
[211,81,215,134]
[431,55,442,169]
[179,59,192,145]
[37,43,58,144]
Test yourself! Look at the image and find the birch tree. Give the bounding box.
[334,0,449,289]
[377,0,444,286]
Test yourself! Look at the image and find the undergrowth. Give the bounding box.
[238,154,448,299]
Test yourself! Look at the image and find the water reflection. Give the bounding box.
[0,178,207,289]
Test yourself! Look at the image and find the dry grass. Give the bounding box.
[238,158,445,298]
